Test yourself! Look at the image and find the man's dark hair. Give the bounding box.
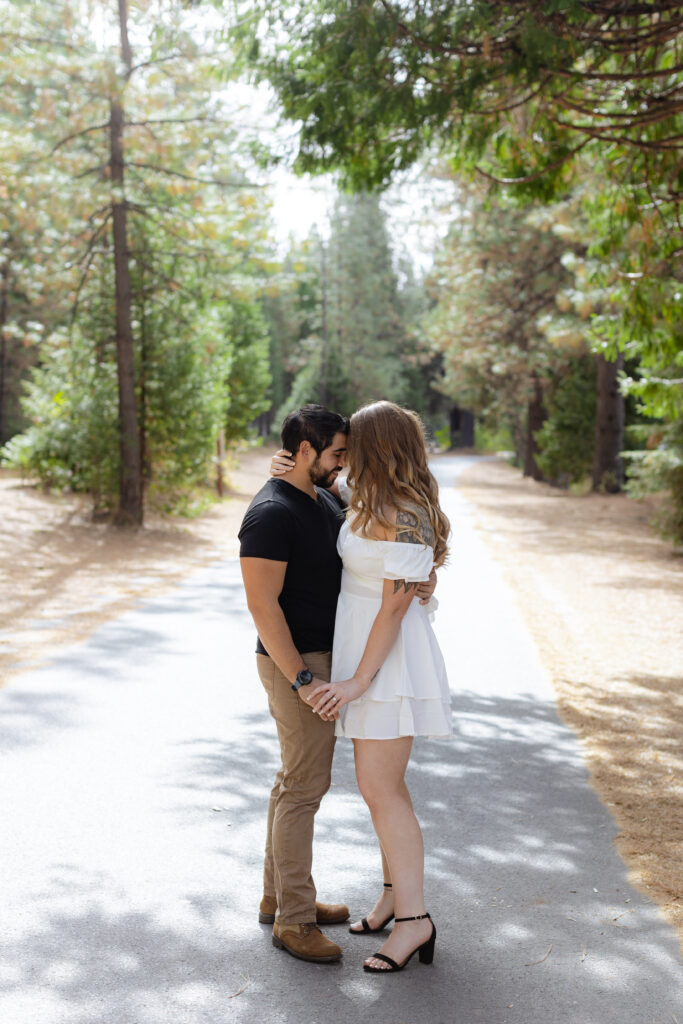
[281,404,349,455]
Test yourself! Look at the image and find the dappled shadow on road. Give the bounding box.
[0,875,257,1024]
[0,689,80,751]
[161,687,683,1020]
[5,690,679,1024]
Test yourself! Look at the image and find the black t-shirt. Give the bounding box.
[238,478,344,656]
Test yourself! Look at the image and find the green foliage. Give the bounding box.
[140,313,232,506]
[475,423,515,455]
[624,420,683,546]
[319,192,407,413]
[1,314,270,517]
[584,179,683,424]
[1,329,119,503]
[0,0,275,514]
[272,346,323,428]
[262,235,325,422]
[432,424,450,451]
[242,1,680,201]
[1,284,271,511]
[534,357,596,486]
[239,0,683,536]
[425,190,572,454]
[220,298,272,443]
[267,192,444,426]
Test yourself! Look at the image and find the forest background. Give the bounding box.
[1,0,681,544]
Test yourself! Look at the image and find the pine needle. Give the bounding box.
[228,977,251,999]
[524,943,553,967]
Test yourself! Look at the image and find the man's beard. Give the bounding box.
[309,458,339,488]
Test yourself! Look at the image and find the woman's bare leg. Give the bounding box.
[348,843,394,932]
[353,738,433,969]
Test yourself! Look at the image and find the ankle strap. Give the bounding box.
[394,912,430,922]
[383,882,392,890]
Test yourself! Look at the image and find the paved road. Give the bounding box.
[1,456,681,1024]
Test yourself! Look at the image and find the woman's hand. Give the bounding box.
[270,449,295,477]
[416,568,437,606]
[309,678,366,720]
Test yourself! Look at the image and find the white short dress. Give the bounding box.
[331,510,452,740]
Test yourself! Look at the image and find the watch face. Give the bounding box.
[299,669,313,684]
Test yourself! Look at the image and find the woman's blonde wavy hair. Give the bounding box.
[346,400,450,568]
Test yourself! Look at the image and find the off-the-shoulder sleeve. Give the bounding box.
[337,475,352,507]
[382,542,433,582]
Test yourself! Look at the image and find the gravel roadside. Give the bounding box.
[458,457,683,950]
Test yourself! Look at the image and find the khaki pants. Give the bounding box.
[257,651,336,926]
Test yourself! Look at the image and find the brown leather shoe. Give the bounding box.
[259,895,350,925]
[272,922,342,963]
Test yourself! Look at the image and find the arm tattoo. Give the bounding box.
[395,506,435,547]
[393,579,419,594]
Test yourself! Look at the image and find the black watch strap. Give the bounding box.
[291,668,313,692]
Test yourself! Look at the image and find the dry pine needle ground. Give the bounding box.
[459,458,683,948]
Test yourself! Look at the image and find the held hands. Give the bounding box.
[308,678,367,720]
[416,568,437,606]
[296,676,328,708]
[270,449,295,476]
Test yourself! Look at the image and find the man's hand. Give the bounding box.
[308,678,367,720]
[416,568,437,605]
[298,677,329,711]
[270,449,295,476]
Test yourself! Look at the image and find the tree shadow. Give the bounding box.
[0,689,80,751]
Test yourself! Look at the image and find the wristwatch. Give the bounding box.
[291,668,313,692]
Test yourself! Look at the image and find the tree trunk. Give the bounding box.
[319,240,328,405]
[449,405,460,448]
[0,258,9,444]
[592,352,624,492]
[523,376,547,480]
[460,409,475,447]
[448,406,475,448]
[216,429,225,497]
[254,410,271,436]
[110,1,142,524]
[139,289,149,485]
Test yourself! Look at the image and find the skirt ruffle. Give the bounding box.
[335,695,452,739]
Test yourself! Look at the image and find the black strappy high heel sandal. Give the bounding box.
[362,912,436,973]
[349,882,395,935]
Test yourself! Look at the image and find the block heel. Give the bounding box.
[363,913,436,973]
[418,922,436,964]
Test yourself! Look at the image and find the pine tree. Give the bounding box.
[0,0,272,516]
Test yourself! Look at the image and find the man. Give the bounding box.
[238,404,350,964]
[239,404,436,964]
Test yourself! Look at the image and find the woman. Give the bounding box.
[273,400,451,973]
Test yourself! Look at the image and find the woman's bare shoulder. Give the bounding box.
[352,506,394,542]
